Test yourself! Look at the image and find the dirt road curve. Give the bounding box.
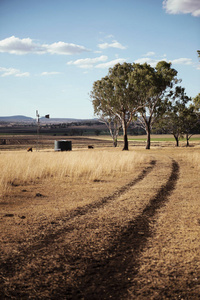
[0,158,182,299]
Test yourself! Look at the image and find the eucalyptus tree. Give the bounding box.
[184,93,200,146]
[193,93,200,112]
[130,61,178,149]
[98,115,121,147]
[158,87,191,147]
[183,105,200,146]
[91,63,143,150]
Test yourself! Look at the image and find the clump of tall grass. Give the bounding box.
[0,150,147,197]
[184,151,200,169]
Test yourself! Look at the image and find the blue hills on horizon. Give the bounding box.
[0,115,96,123]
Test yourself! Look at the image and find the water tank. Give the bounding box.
[54,140,72,151]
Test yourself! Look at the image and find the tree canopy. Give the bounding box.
[130,61,178,149]
[193,93,200,112]
[156,87,192,146]
[91,61,179,150]
[91,63,143,150]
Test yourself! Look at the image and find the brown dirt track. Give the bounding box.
[0,138,200,299]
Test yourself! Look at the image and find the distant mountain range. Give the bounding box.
[0,115,34,122]
[0,115,95,123]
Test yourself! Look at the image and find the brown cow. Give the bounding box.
[88,145,94,149]
[27,147,33,152]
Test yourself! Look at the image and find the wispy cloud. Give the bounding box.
[95,58,127,69]
[135,55,199,70]
[144,51,156,57]
[41,71,61,76]
[171,57,200,70]
[171,58,193,65]
[98,40,126,50]
[15,72,30,77]
[0,67,30,77]
[44,41,89,55]
[105,34,115,39]
[0,36,90,55]
[67,56,127,69]
[163,0,200,17]
[67,55,108,68]
[134,57,161,67]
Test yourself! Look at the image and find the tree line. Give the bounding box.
[90,61,200,150]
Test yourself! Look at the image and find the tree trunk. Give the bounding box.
[122,119,128,150]
[186,133,189,147]
[174,135,179,147]
[145,122,151,150]
[113,138,117,147]
[123,134,128,150]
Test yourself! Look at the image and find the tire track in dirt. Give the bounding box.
[63,159,180,299]
[0,159,179,299]
[57,160,157,221]
[0,160,156,278]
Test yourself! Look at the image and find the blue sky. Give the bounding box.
[0,0,199,119]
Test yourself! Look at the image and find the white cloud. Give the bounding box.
[15,72,30,77]
[67,55,108,68]
[98,40,126,50]
[171,57,193,65]
[144,51,156,57]
[170,57,200,70]
[44,41,89,55]
[41,71,61,76]
[105,34,115,39]
[95,58,127,69]
[67,56,127,69]
[134,56,200,70]
[163,0,200,17]
[134,57,162,67]
[0,36,44,55]
[0,67,30,77]
[0,36,90,55]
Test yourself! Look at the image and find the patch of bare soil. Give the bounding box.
[0,151,199,299]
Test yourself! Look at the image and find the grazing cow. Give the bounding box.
[88,145,94,149]
[27,147,33,152]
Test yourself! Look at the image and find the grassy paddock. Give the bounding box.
[179,149,200,169]
[0,144,200,298]
[1,146,199,198]
[125,134,200,142]
[90,134,200,141]
[90,134,200,146]
[0,149,148,198]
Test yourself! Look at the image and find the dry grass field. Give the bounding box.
[0,135,200,299]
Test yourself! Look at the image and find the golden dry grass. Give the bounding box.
[0,149,148,198]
